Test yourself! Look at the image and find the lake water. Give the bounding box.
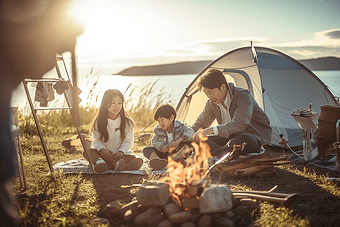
[11,70,340,114]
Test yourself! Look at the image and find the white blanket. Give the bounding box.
[52,155,167,175]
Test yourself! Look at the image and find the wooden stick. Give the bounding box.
[232,192,298,207]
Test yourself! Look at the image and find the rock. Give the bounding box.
[90,217,109,224]
[123,209,134,223]
[233,205,252,226]
[199,184,233,214]
[239,198,259,211]
[101,201,121,218]
[149,213,167,227]
[190,213,201,223]
[181,221,196,227]
[225,211,234,219]
[164,203,181,217]
[198,214,213,227]
[137,181,170,206]
[123,205,148,223]
[169,211,192,224]
[134,206,163,226]
[232,197,241,209]
[213,216,234,227]
[157,219,173,227]
[119,200,139,217]
[233,206,251,217]
[139,133,152,142]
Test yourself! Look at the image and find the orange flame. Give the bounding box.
[163,132,212,205]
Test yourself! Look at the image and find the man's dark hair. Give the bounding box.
[154,104,176,121]
[198,69,227,91]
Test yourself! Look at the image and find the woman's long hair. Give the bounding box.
[92,89,132,142]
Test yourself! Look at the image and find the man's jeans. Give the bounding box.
[205,133,261,159]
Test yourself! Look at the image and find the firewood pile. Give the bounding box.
[214,150,291,179]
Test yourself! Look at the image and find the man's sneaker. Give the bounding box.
[114,159,126,171]
[149,158,168,170]
[124,158,143,170]
[94,158,109,173]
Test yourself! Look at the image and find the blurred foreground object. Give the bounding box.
[0,1,83,226]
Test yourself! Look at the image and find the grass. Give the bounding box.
[12,82,340,226]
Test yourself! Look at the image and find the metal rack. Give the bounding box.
[22,55,91,173]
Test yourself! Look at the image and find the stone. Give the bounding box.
[169,211,192,224]
[164,203,181,217]
[233,206,252,226]
[225,211,234,219]
[137,181,170,206]
[123,205,148,223]
[149,213,167,227]
[157,219,173,227]
[190,213,201,223]
[138,133,152,142]
[181,221,196,227]
[90,217,109,224]
[119,200,139,217]
[233,206,251,218]
[239,198,259,211]
[199,184,233,214]
[101,201,121,218]
[134,206,163,226]
[213,216,234,227]
[198,214,213,227]
[123,209,134,223]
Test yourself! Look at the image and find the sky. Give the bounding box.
[69,0,340,74]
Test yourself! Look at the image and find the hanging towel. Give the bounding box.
[34,82,48,106]
[46,82,55,102]
[53,79,69,95]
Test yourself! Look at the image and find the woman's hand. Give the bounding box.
[114,150,124,159]
[100,149,123,159]
[99,148,112,157]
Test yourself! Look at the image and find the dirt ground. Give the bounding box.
[84,146,340,227]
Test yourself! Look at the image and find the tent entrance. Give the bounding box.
[223,69,254,97]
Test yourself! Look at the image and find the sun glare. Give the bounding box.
[69,0,150,56]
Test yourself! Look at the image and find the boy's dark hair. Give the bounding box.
[198,69,227,91]
[154,104,176,121]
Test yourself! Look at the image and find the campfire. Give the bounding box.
[163,133,212,206]
[93,134,298,226]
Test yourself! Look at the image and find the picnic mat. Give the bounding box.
[52,155,167,175]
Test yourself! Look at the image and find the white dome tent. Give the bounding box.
[176,44,338,147]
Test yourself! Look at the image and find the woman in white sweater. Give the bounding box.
[83,89,143,173]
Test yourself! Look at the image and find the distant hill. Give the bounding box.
[299,57,340,71]
[116,57,340,76]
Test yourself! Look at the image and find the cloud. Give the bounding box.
[325,30,340,39]
[269,29,340,59]
[76,29,340,72]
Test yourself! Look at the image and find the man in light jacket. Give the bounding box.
[191,69,272,159]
